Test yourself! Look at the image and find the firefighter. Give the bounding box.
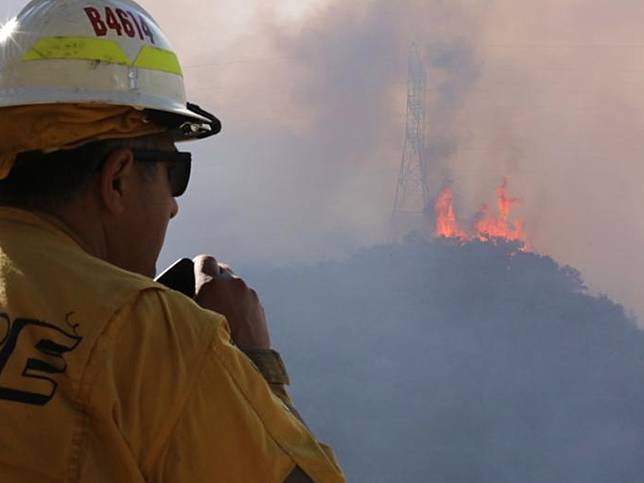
[0,1,345,481]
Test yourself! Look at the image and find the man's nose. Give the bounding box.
[170,197,179,219]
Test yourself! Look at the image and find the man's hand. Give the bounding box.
[193,255,271,351]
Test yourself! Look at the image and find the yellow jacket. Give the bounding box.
[0,208,345,483]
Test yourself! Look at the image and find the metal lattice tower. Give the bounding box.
[392,44,428,217]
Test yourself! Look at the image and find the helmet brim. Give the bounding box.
[146,102,222,141]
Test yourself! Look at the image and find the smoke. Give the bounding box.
[166,0,644,323]
[2,0,644,321]
[157,0,491,264]
[449,0,644,324]
[154,0,644,322]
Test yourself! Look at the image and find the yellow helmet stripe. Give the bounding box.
[22,37,130,65]
[133,46,183,76]
[22,37,183,76]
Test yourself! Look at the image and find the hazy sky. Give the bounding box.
[2,0,644,323]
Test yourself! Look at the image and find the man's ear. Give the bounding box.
[97,148,136,215]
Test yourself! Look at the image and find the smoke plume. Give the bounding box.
[156,0,644,322]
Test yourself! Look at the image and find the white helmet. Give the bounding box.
[0,0,221,140]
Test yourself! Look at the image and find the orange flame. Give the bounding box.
[474,180,527,243]
[433,179,529,248]
[434,187,467,239]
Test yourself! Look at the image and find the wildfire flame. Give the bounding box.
[434,179,529,248]
[434,187,467,239]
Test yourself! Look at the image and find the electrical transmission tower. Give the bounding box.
[392,44,428,218]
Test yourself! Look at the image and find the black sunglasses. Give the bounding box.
[131,150,192,197]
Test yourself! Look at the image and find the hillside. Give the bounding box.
[248,239,644,483]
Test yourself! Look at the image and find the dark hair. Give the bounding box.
[0,137,164,210]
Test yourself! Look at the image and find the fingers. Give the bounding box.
[193,255,218,287]
[193,255,238,281]
[191,254,270,350]
[218,263,232,273]
[218,263,238,279]
[194,254,219,275]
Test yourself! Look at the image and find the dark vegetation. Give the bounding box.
[248,239,644,483]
